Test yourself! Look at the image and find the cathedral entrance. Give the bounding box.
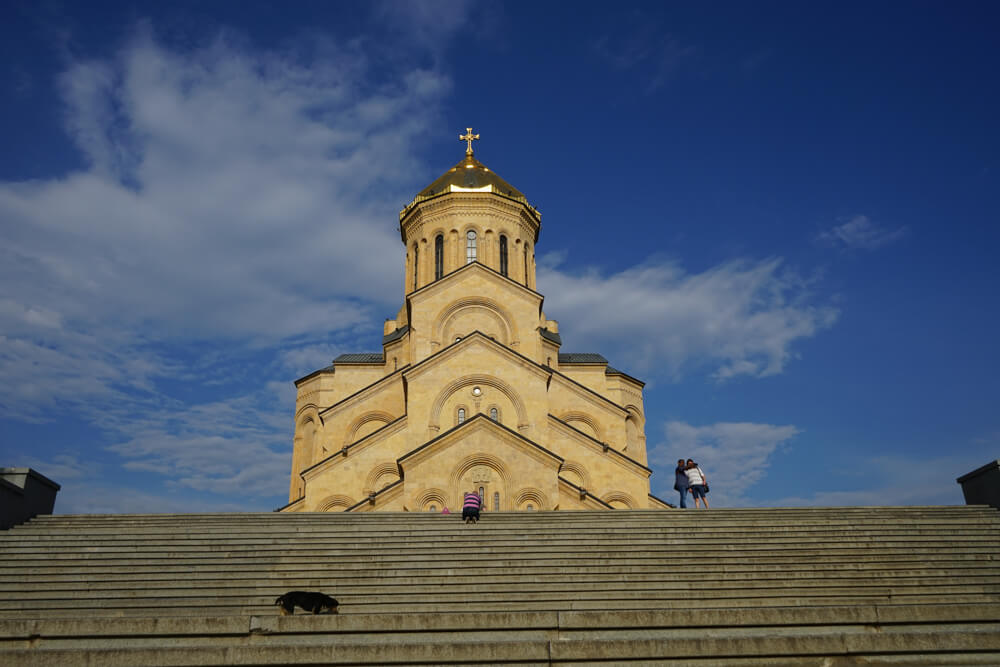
[464,465,500,512]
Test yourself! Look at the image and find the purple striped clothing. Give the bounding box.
[463,493,481,510]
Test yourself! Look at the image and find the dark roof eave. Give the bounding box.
[294,365,335,387]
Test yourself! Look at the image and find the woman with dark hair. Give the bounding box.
[674,459,690,508]
[684,459,709,509]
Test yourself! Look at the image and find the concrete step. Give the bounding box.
[1,508,997,663]
[2,607,999,665]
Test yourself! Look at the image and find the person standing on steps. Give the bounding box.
[674,459,690,508]
[462,490,481,524]
[684,459,710,509]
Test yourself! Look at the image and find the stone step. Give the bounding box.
[5,540,996,560]
[2,509,996,663]
[3,585,997,613]
[5,593,997,621]
[9,521,1000,545]
[2,604,995,638]
[5,525,997,543]
[6,570,996,593]
[7,576,998,602]
[4,623,999,666]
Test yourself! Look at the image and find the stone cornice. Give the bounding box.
[345,478,404,512]
[557,476,614,509]
[317,366,409,419]
[400,191,540,240]
[402,330,550,384]
[546,369,629,418]
[301,415,408,481]
[399,413,564,472]
[548,414,652,477]
[406,260,543,302]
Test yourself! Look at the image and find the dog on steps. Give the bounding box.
[275,591,339,615]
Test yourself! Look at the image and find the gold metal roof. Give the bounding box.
[399,153,537,220]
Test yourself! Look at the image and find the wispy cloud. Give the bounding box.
[0,19,463,510]
[539,256,838,381]
[817,215,907,250]
[650,421,800,506]
[0,23,453,420]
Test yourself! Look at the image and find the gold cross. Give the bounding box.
[459,128,480,155]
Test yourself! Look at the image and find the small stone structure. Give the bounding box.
[957,459,1000,509]
[0,468,60,529]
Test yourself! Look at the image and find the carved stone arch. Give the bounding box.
[560,411,603,441]
[294,403,322,422]
[624,404,644,454]
[345,410,394,446]
[433,297,516,347]
[316,494,355,512]
[450,453,511,509]
[294,407,324,465]
[601,491,638,509]
[415,488,449,511]
[364,461,400,494]
[429,374,529,432]
[514,487,548,511]
[559,460,592,490]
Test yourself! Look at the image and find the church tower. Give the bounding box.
[282,131,666,512]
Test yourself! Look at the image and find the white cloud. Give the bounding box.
[0,24,453,420]
[817,215,907,250]
[104,392,292,498]
[539,257,838,380]
[0,19,465,508]
[650,420,800,506]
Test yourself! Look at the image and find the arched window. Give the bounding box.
[478,486,484,500]
[526,504,534,511]
[499,235,508,276]
[493,492,500,511]
[466,230,477,264]
[412,244,419,290]
[429,505,436,512]
[489,407,498,421]
[434,234,444,280]
[523,244,529,286]
[457,408,465,424]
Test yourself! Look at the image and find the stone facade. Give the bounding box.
[281,141,666,513]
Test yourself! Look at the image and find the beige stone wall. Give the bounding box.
[284,180,663,512]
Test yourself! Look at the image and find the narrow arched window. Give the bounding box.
[478,486,484,500]
[429,505,436,512]
[434,234,444,280]
[466,230,477,264]
[493,492,499,511]
[489,408,498,421]
[499,235,508,276]
[526,504,534,511]
[457,408,465,424]
[412,244,419,290]
[523,244,529,286]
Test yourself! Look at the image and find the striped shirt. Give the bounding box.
[463,493,481,510]
[685,467,706,486]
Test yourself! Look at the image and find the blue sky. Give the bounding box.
[1,1,997,512]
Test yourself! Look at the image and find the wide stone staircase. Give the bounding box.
[1,507,998,665]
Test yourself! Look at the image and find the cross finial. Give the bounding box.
[459,127,480,156]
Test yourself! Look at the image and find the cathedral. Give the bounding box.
[281,130,667,513]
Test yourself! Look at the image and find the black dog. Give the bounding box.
[275,591,338,615]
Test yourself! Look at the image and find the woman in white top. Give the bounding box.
[684,459,709,508]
